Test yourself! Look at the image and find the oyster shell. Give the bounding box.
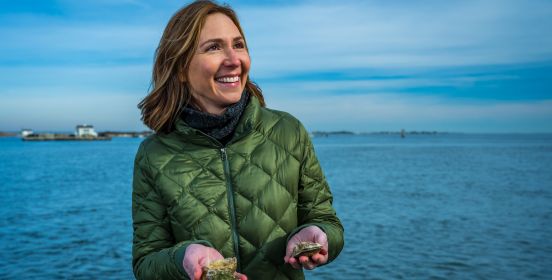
[201,257,238,280]
[292,242,323,258]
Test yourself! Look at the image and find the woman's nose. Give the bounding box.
[223,48,240,67]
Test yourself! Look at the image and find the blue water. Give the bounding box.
[1,134,551,279]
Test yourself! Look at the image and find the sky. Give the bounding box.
[0,0,551,133]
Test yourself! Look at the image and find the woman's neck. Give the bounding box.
[189,98,226,116]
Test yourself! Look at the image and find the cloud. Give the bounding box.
[2,85,550,133]
[2,0,551,71]
[266,92,552,132]
[240,0,552,76]
[259,74,519,94]
[1,0,551,132]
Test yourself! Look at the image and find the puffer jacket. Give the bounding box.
[132,96,344,279]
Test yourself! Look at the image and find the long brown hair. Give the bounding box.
[138,0,265,134]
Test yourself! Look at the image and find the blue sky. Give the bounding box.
[1,0,551,133]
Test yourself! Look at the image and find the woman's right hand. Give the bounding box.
[182,244,247,280]
[182,244,224,280]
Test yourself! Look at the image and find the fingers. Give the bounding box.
[310,252,328,265]
[235,272,248,280]
[287,256,302,269]
[284,239,297,263]
[298,255,316,270]
[287,254,327,270]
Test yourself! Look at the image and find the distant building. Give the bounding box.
[21,129,33,137]
[75,125,98,137]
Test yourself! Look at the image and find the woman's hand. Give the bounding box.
[284,226,329,270]
[182,244,247,280]
[234,272,248,280]
[183,244,223,280]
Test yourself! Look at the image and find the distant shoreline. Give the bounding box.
[312,130,442,136]
[1,130,551,138]
[0,132,17,137]
[0,131,153,139]
[310,131,552,136]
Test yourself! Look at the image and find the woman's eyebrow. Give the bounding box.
[200,36,244,47]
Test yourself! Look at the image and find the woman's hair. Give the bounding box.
[138,0,265,133]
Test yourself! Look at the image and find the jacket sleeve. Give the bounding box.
[132,142,213,279]
[289,125,345,263]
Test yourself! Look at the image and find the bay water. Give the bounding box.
[0,134,551,279]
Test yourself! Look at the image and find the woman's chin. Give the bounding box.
[216,87,244,102]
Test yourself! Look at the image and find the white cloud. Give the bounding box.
[266,92,552,133]
[2,87,550,133]
[2,0,551,73]
[1,0,551,132]
[240,0,552,76]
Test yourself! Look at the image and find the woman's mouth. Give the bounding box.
[215,75,240,88]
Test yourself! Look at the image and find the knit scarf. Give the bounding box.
[180,90,249,144]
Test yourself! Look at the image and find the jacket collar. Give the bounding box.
[171,95,261,147]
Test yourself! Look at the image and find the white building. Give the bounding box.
[75,125,98,137]
[21,129,33,137]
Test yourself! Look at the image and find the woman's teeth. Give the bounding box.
[216,76,239,83]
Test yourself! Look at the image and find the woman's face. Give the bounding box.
[187,13,250,115]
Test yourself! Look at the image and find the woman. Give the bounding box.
[132,1,344,279]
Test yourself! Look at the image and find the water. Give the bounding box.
[1,134,551,279]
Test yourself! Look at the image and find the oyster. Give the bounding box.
[292,242,323,258]
[201,257,238,280]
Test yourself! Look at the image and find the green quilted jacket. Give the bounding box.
[132,96,344,279]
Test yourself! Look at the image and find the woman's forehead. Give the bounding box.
[199,13,242,41]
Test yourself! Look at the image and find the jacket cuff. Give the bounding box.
[173,240,215,278]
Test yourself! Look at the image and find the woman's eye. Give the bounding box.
[206,44,220,51]
[234,42,245,49]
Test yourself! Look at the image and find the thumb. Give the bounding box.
[193,266,203,280]
[284,239,298,262]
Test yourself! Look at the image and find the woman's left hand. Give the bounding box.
[284,226,329,270]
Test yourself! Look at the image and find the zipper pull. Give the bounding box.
[220,148,226,160]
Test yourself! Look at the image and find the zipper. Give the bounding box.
[189,129,243,271]
[220,147,242,272]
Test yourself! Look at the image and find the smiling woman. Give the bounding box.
[132,1,344,280]
[186,13,251,115]
[138,0,264,134]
